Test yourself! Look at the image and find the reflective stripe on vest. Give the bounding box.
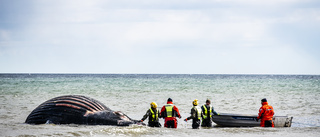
[203,105,212,118]
[193,106,201,120]
[165,104,173,117]
[149,108,158,121]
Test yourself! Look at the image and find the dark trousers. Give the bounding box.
[148,122,161,127]
[201,119,212,127]
[192,119,201,129]
[264,120,273,127]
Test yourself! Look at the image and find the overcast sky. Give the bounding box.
[0,0,319,74]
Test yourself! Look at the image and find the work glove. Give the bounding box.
[184,118,188,122]
[140,120,144,122]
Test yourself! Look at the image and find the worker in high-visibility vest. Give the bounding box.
[160,98,181,128]
[201,99,219,127]
[141,102,161,127]
[184,99,203,129]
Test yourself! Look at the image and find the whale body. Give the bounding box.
[25,95,144,126]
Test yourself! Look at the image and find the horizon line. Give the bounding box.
[0,72,319,76]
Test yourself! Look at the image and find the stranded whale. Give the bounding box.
[25,95,144,126]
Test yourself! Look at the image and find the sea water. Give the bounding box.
[0,74,319,137]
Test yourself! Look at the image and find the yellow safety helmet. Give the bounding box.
[150,102,157,108]
[193,99,198,106]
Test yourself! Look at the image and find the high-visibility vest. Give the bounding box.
[203,105,212,119]
[165,104,174,117]
[193,106,201,120]
[149,108,158,121]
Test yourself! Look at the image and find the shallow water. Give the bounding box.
[0,74,319,136]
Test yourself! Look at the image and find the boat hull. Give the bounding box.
[212,113,293,127]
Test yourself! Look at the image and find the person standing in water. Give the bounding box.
[201,99,219,127]
[141,102,161,127]
[184,99,203,129]
[257,98,275,127]
[160,98,181,128]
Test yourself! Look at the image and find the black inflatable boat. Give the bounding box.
[212,113,293,127]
